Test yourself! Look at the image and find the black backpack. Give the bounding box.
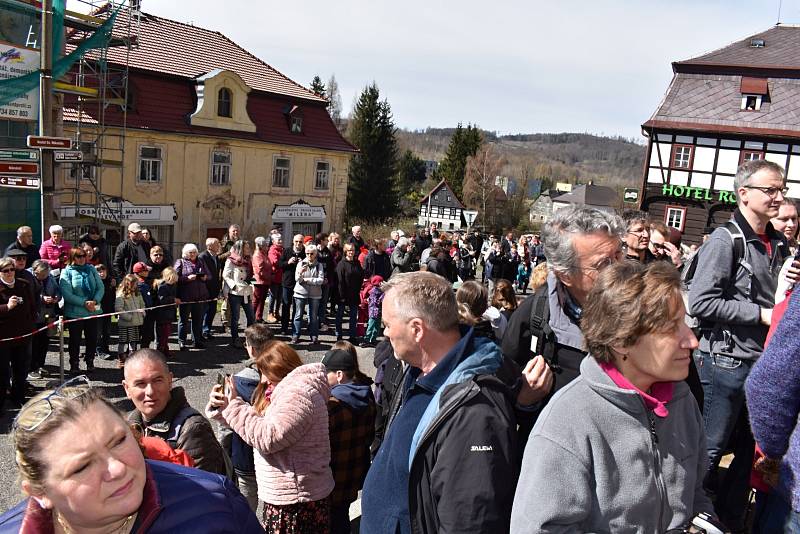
[528,284,561,372]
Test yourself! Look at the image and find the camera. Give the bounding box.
[666,513,725,534]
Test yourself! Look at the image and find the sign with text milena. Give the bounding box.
[272,201,326,221]
[0,42,39,121]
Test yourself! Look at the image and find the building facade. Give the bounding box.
[640,25,800,244]
[57,11,354,253]
[551,184,619,214]
[418,180,466,230]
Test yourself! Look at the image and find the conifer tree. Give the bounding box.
[436,123,482,198]
[310,75,326,97]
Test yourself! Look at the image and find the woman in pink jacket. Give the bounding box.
[39,224,72,270]
[208,340,334,532]
[252,236,272,323]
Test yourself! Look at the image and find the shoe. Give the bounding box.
[27,369,42,380]
[97,349,110,359]
[85,361,95,373]
[179,341,187,351]
[203,332,215,340]
[336,336,343,342]
[267,314,277,324]
[360,341,375,348]
[349,337,361,345]
[311,337,319,344]
[185,338,194,347]
[291,336,300,344]
[320,324,329,333]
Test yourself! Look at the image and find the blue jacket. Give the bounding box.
[0,460,262,533]
[59,264,104,319]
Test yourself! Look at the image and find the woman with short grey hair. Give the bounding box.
[28,260,61,380]
[174,242,208,350]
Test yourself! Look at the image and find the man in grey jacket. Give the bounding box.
[688,159,790,529]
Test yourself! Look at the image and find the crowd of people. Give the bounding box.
[2,159,800,532]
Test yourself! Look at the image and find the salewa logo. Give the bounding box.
[470,445,493,452]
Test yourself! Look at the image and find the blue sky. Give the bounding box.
[138,0,790,139]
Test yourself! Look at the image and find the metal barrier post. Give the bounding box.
[58,316,65,383]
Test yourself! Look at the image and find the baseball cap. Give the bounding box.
[128,222,143,233]
[133,262,151,274]
[321,349,356,373]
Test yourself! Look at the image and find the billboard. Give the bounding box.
[0,41,39,121]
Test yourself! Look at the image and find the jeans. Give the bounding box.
[293,297,319,338]
[30,330,50,371]
[235,468,259,513]
[202,299,217,335]
[67,317,98,366]
[754,490,800,534]
[281,286,293,332]
[228,294,254,341]
[253,284,268,322]
[318,285,330,330]
[695,349,755,523]
[336,303,358,339]
[178,302,204,343]
[97,315,111,352]
[268,283,281,316]
[140,311,156,348]
[0,341,31,406]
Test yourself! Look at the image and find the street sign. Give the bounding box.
[624,188,639,203]
[54,151,84,162]
[0,162,39,174]
[0,149,38,161]
[463,210,478,226]
[0,176,40,189]
[26,136,72,149]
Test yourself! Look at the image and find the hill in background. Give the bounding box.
[397,128,646,193]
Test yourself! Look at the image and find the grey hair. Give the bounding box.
[254,236,268,250]
[271,234,282,244]
[231,240,251,255]
[621,209,649,230]
[31,260,50,274]
[396,236,409,248]
[381,272,459,332]
[181,243,199,258]
[48,224,63,234]
[205,237,219,249]
[542,206,624,277]
[124,348,170,378]
[16,226,31,238]
[734,160,786,202]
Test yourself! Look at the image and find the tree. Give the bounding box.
[463,142,506,228]
[327,74,343,130]
[436,123,482,198]
[396,149,427,194]
[346,83,399,221]
[310,75,326,97]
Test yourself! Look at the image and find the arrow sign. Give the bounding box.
[0,176,40,189]
[54,151,83,162]
[0,149,38,161]
[0,162,39,174]
[27,136,72,149]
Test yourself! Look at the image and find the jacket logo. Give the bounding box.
[470,445,493,452]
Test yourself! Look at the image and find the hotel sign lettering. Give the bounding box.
[661,184,737,205]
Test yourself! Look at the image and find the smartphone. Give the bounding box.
[216,371,227,389]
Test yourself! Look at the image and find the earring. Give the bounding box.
[622,355,628,361]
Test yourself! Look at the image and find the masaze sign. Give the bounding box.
[661,184,737,205]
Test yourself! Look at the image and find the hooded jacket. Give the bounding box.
[220,363,334,505]
[510,356,713,533]
[59,264,104,319]
[361,329,519,534]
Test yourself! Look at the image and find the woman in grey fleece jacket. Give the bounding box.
[511,261,714,533]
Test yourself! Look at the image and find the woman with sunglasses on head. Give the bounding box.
[145,245,170,282]
[0,377,263,533]
[59,247,104,374]
[0,257,36,412]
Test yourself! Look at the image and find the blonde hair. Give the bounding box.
[117,274,140,298]
[531,262,549,290]
[155,266,178,287]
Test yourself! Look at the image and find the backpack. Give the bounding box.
[527,284,559,372]
[681,221,747,328]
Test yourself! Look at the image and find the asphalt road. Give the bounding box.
[0,316,377,513]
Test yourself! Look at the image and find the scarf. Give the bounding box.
[68,263,97,297]
[228,250,253,278]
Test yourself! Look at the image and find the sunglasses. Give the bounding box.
[1,268,15,273]
[13,375,91,432]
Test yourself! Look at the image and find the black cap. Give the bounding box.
[321,349,356,372]
[5,248,26,258]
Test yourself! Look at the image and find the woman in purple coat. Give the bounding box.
[174,243,209,350]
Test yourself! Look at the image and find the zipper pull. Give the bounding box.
[648,412,659,444]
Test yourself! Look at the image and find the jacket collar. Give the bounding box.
[733,208,783,244]
[128,387,186,432]
[548,273,585,351]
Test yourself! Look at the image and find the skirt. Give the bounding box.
[262,498,330,534]
[117,326,140,344]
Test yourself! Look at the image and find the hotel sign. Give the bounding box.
[661,184,737,205]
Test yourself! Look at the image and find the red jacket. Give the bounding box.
[268,245,283,285]
[252,251,271,285]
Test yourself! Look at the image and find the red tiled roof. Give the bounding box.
[71,8,326,102]
[63,70,357,152]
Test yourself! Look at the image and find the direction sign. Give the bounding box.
[0,149,38,161]
[0,162,39,174]
[26,136,72,149]
[0,176,40,189]
[54,151,84,162]
[623,188,639,203]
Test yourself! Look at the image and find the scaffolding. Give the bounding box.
[54,0,139,242]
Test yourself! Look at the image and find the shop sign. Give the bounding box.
[0,42,39,121]
[59,201,177,224]
[661,184,737,205]
[272,201,326,220]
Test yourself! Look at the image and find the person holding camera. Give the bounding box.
[292,244,325,344]
[278,234,305,335]
[174,243,209,350]
[0,256,35,411]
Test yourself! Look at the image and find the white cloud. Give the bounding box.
[106,0,781,138]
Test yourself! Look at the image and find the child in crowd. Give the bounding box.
[96,264,116,359]
[516,260,530,294]
[154,267,179,357]
[364,275,384,347]
[133,262,155,348]
[115,274,145,367]
[492,279,518,321]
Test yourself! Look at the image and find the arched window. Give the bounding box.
[217,88,232,117]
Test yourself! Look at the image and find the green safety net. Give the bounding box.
[0,0,120,108]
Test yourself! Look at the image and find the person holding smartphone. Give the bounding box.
[174,243,209,350]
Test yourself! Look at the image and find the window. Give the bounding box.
[314,161,330,190]
[273,157,290,188]
[665,206,687,232]
[218,88,232,118]
[210,151,231,185]
[447,195,451,202]
[291,116,303,133]
[138,146,162,183]
[671,144,693,169]
[437,206,444,217]
[450,208,457,218]
[741,95,762,111]
[69,163,92,182]
[740,150,764,164]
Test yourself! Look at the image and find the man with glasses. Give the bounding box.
[113,222,150,281]
[688,159,791,530]
[621,210,654,263]
[503,206,624,401]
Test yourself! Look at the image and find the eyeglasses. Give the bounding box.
[74,254,86,259]
[0,268,15,273]
[13,375,91,432]
[744,185,789,198]
[580,252,622,275]
[627,229,649,236]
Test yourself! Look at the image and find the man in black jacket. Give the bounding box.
[277,234,305,334]
[198,237,223,339]
[113,222,150,280]
[360,272,524,534]
[4,226,39,268]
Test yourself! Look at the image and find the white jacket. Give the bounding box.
[223,259,254,299]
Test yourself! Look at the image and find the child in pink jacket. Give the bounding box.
[208,341,334,532]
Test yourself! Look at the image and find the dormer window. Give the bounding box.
[741,94,762,111]
[218,88,232,117]
[740,77,767,111]
[291,116,303,133]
